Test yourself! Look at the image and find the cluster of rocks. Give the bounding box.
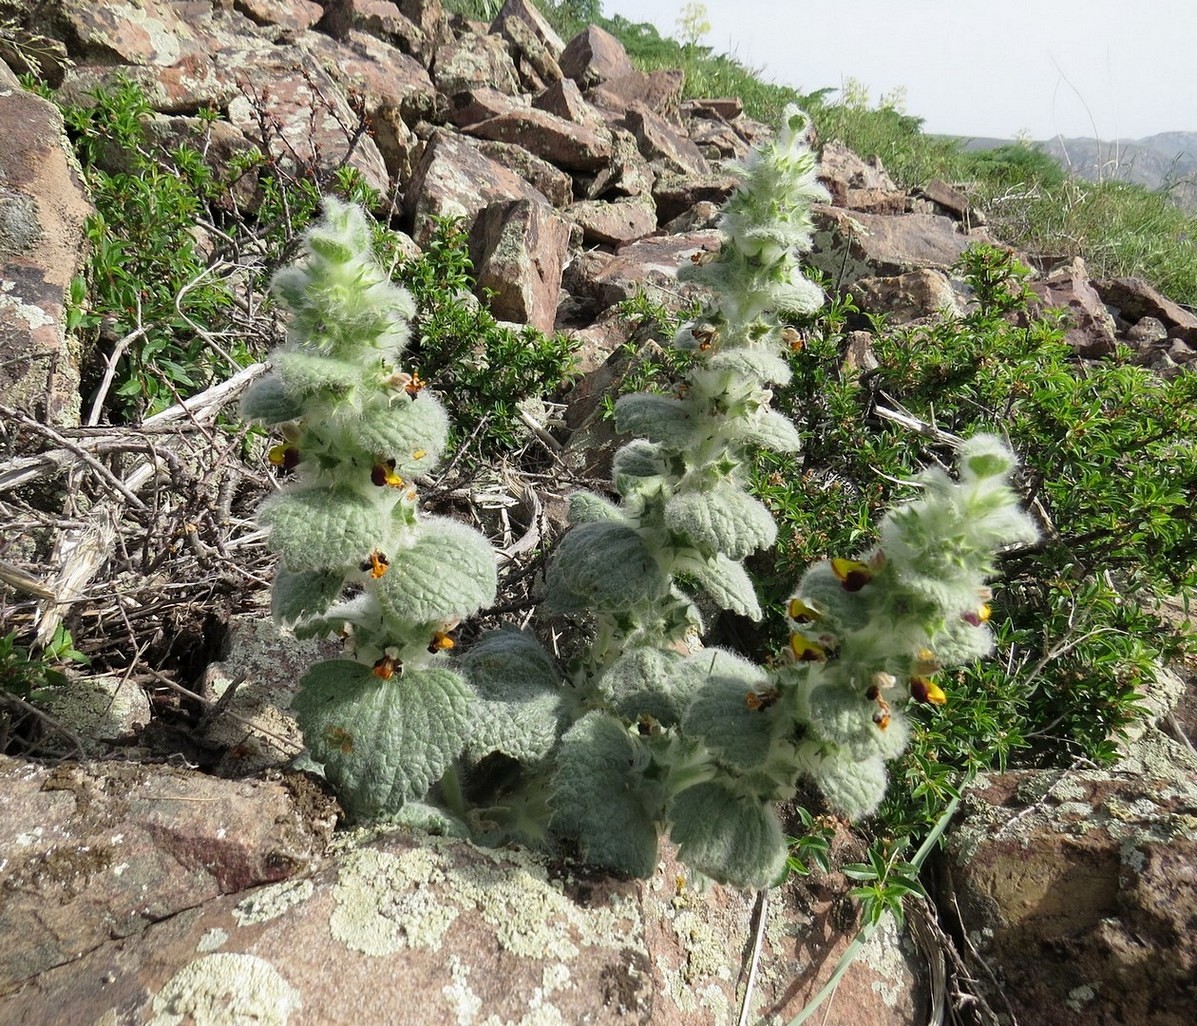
[2,2,1196,1024]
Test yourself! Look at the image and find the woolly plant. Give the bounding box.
[461,108,1037,888]
[241,198,496,820]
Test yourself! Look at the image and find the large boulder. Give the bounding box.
[0,65,92,425]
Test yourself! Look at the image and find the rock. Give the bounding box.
[33,673,153,757]
[946,729,1197,1026]
[1125,315,1168,344]
[469,198,571,332]
[563,195,657,247]
[492,5,563,91]
[819,141,905,212]
[584,127,656,201]
[404,128,550,242]
[240,0,325,33]
[571,229,722,310]
[687,111,752,161]
[0,754,331,995]
[432,30,521,96]
[491,0,566,58]
[592,68,685,123]
[50,0,207,67]
[533,75,608,131]
[919,177,984,225]
[809,207,989,286]
[559,24,635,88]
[623,101,711,178]
[0,68,92,425]
[1029,258,1119,358]
[683,97,743,121]
[1093,276,1197,346]
[352,0,430,63]
[392,0,453,57]
[476,140,574,207]
[652,169,739,225]
[460,105,613,171]
[849,269,963,324]
[447,84,528,127]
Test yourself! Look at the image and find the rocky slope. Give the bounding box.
[1,2,1196,1025]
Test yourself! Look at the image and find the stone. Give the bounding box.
[819,140,901,207]
[447,84,528,127]
[51,0,207,67]
[476,140,574,207]
[651,169,739,225]
[591,68,685,122]
[55,55,235,116]
[0,754,331,995]
[392,0,453,55]
[461,105,613,172]
[683,97,743,120]
[238,0,324,33]
[571,229,722,310]
[558,24,635,88]
[404,129,549,243]
[623,101,711,178]
[469,198,570,332]
[533,75,608,131]
[849,269,963,324]
[33,673,153,757]
[584,128,656,200]
[492,5,563,91]
[352,0,430,63]
[1029,257,1119,358]
[919,177,985,225]
[562,195,657,247]
[432,31,522,96]
[1094,276,1197,346]
[0,69,92,425]
[687,112,751,161]
[809,207,989,286]
[1126,315,1168,344]
[947,731,1197,1026]
[491,0,565,59]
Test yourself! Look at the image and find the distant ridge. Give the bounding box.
[942,132,1197,212]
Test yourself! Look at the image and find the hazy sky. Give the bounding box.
[602,0,1196,141]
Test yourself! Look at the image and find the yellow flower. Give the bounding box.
[789,633,827,662]
[910,677,947,705]
[787,597,823,624]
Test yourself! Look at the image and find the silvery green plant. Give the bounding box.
[461,108,1037,888]
[241,198,496,820]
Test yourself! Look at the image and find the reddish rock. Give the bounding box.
[404,129,549,242]
[810,207,989,285]
[238,0,324,32]
[849,269,963,324]
[819,140,901,208]
[0,67,92,425]
[573,229,723,309]
[447,84,527,127]
[493,6,562,91]
[558,24,635,88]
[533,75,608,130]
[687,113,751,161]
[492,0,566,58]
[476,140,574,207]
[683,97,743,120]
[585,129,656,200]
[948,739,1197,1026]
[623,102,711,178]
[651,170,739,224]
[591,68,685,123]
[432,31,522,96]
[469,199,571,332]
[1094,276,1197,346]
[563,195,657,247]
[352,0,430,62]
[461,106,613,171]
[919,177,984,225]
[1029,258,1119,357]
[51,0,207,67]
[303,29,438,121]
[391,0,453,55]
[0,755,330,994]
[56,55,235,115]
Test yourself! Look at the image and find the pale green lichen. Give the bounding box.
[1066,983,1098,1011]
[144,953,301,1026]
[195,928,228,953]
[232,878,315,926]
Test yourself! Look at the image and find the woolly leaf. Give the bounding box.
[614,393,703,449]
[682,652,776,770]
[376,517,497,623]
[811,751,888,820]
[568,491,625,525]
[686,553,762,619]
[546,521,669,613]
[706,348,792,386]
[665,484,776,559]
[739,408,801,452]
[551,711,660,878]
[240,373,304,424]
[291,660,474,819]
[352,392,450,472]
[274,351,361,401]
[260,487,380,572]
[806,684,910,760]
[272,567,345,624]
[612,439,667,489]
[459,628,569,765]
[597,646,687,726]
[667,782,787,888]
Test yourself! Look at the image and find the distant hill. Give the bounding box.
[949,132,1197,212]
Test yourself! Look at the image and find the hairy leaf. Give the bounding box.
[667,781,787,888]
[376,517,497,623]
[260,486,380,572]
[272,567,345,624]
[665,484,777,559]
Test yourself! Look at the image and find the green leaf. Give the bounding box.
[739,408,801,452]
[811,752,888,820]
[291,660,474,819]
[545,521,669,613]
[707,348,792,386]
[272,567,345,624]
[667,782,787,888]
[240,373,305,423]
[375,517,497,623]
[550,711,661,878]
[352,392,450,472]
[260,487,380,572]
[665,484,777,559]
[682,650,777,770]
[614,393,703,449]
[459,628,569,765]
[568,491,625,525]
[685,553,762,619]
[597,646,687,726]
[275,351,361,401]
[612,440,667,490]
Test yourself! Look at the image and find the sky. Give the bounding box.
[601,1,1196,142]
